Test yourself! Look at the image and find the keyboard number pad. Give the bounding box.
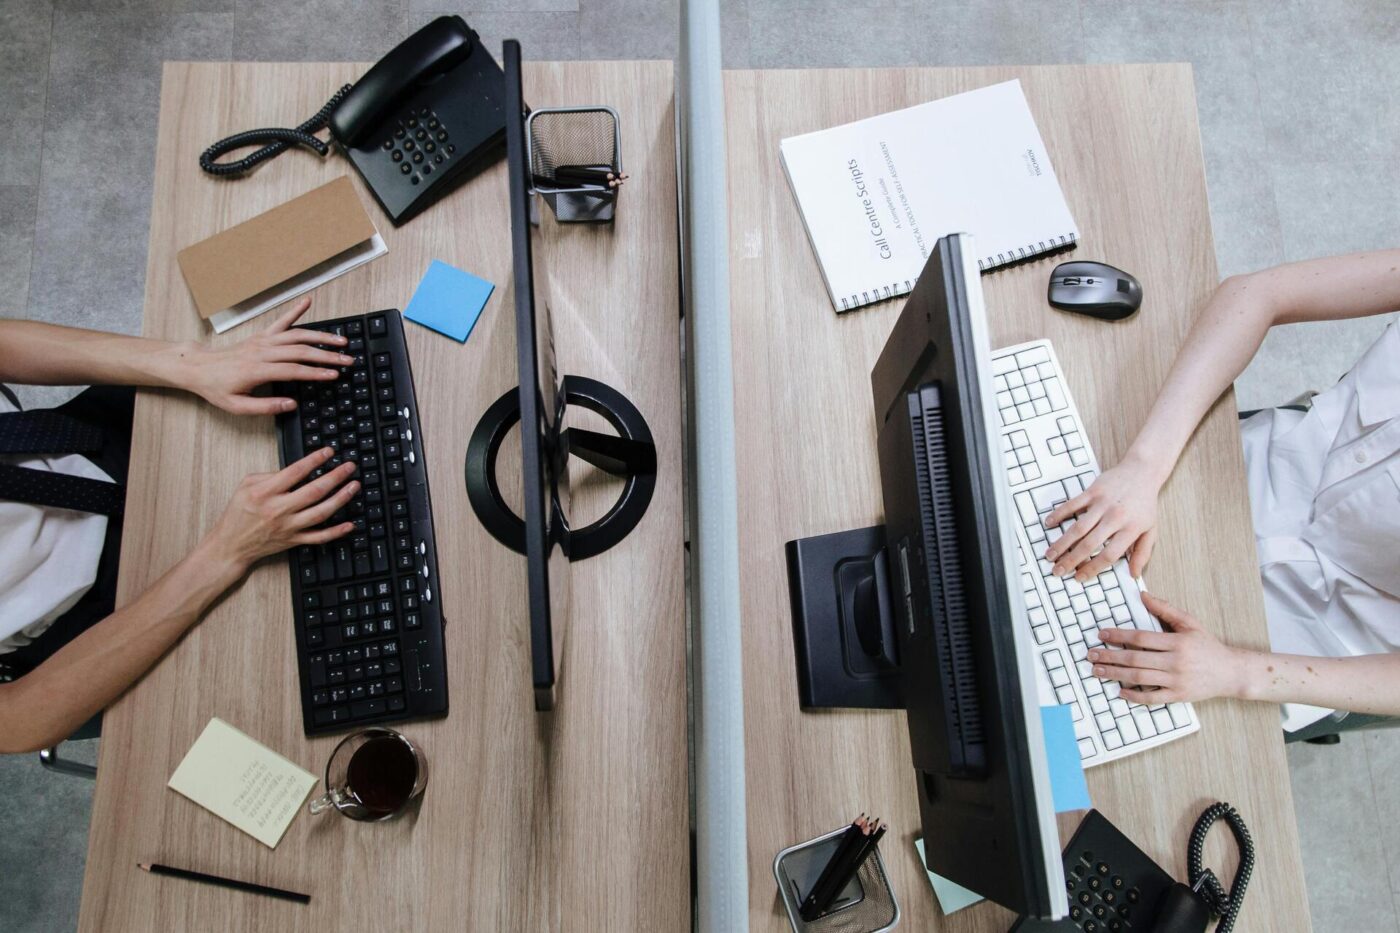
[992,345,1068,428]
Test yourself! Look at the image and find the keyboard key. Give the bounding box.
[352,698,387,718]
[314,706,351,726]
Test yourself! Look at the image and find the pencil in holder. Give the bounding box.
[774,827,901,932]
[527,106,622,224]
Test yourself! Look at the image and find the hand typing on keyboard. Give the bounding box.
[180,297,352,417]
[1088,592,1248,705]
[202,447,359,572]
[1042,456,1163,581]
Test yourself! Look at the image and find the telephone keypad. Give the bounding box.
[377,110,453,190]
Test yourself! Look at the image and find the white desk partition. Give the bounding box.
[679,1,749,930]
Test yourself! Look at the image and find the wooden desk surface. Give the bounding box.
[725,65,1309,932]
[79,61,688,932]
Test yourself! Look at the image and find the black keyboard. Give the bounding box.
[275,310,448,735]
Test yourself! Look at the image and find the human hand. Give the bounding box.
[201,448,358,573]
[1042,456,1162,582]
[184,297,350,416]
[1088,592,1247,704]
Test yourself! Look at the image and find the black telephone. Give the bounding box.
[200,15,506,225]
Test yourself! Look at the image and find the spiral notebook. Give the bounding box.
[780,79,1079,313]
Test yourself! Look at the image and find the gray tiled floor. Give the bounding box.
[1,2,1397,931]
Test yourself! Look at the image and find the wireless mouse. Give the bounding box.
[1047,261,1143,321]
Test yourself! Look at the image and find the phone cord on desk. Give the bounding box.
[1187,802,1254,933]
[198,84,353,177]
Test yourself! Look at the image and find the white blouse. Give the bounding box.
[1240,319,1400,731]
[0,393,111,654]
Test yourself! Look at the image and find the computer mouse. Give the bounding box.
[1047,261,1143,321]
[1152,882,1211,933]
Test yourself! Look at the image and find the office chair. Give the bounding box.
[37,713,101,780]
[1286,712,1400,745]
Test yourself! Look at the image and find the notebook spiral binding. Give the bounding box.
[977,232,1078,273]
[836,233,1078,312]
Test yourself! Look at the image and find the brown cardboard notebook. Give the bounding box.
[177,177,387,333]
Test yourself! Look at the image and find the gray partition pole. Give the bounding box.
[679,1,749,930]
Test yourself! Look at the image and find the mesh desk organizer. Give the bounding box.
[527,106,622,224]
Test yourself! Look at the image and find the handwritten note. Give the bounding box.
[168,718,317,849]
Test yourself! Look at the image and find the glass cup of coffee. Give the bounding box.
[308,728,428,821]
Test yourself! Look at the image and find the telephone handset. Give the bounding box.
[200,15,507,226]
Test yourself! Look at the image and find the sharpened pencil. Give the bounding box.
[139,862,310,904]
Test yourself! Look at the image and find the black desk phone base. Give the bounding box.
[200,15,506,226]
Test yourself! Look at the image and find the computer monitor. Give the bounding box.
[786,233,1066,918]
[465,40,659,712]
[502,38,570,712]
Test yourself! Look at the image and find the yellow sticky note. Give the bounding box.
[168,718,318,849]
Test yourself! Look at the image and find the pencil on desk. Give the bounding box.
[139,863,310,904]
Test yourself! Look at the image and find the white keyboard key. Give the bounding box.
[1152,708,1174,732]
[1169,704,1192,728]
[1033,398,1052,416]
[1031,484,1065,513]
[1133,708,1158,738]
[1103,730,1123,750]
[992,353,1017,375]
[1018,347,1050,367]
[1070,448,1089,466]
[1119,715,1141,743]
[1007,370,1024,388]
[1090,694,1109,713]
[1077,737,1096,759]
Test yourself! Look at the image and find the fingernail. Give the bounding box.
[282,399,296,411]
[1088,650,1100,660]
[1094,666,1105,676]
[321,446,334,456]
[339,355,353,364]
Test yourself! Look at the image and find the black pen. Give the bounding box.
[139,862,310,905]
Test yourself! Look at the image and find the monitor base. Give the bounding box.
[786,525,905,710]
[466,374,657,561]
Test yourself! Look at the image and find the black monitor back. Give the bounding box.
[871,234,1063,918]
[503,40,570,711]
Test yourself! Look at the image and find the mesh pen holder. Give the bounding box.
[527,106,622,224]
[774,827,901,932]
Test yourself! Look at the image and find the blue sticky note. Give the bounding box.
[916,837,984,914]
[403,260,494,343]
[1042,703,1092,812]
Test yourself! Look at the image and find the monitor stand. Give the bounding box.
[786,524,906,710]
[465,374,657,561]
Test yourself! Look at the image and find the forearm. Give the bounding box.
[1120,278,1273,485]
[0,540,245,753]
[1122,249,1400,486]
[0,320,198,389]
[1235,649,1400,718]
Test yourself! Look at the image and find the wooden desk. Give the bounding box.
[725,65,1309,931]
[78,61,688,932]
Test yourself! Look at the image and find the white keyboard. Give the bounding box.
[992,339,1200,768]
